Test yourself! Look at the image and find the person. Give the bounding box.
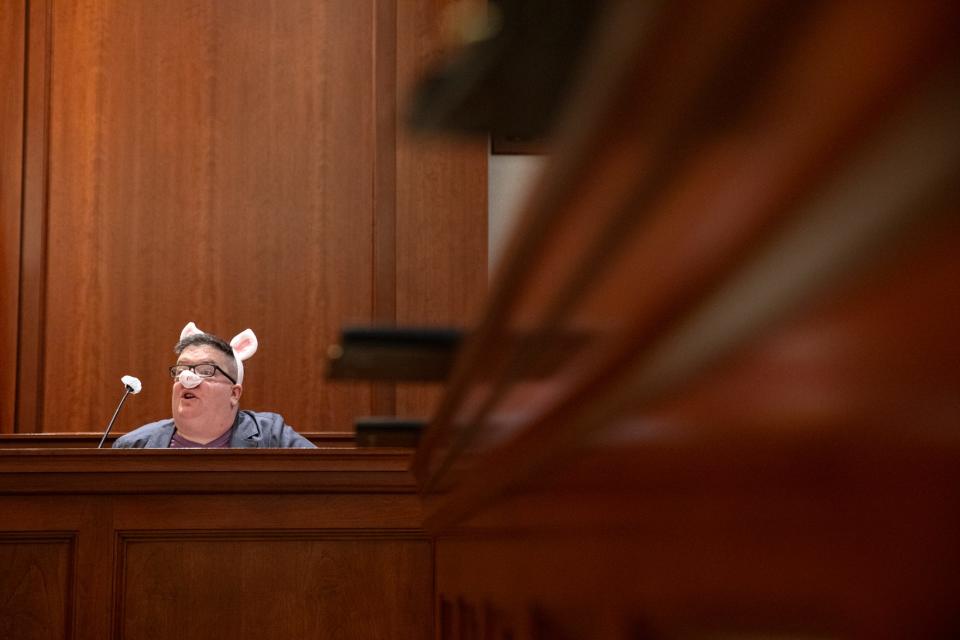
[113,322,315,448]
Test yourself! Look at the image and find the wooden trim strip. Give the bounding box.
[0,431,361,449]
[0,449,420,494]
[0,0,26,434]
[116,529,430,541]
[0,448,414,469]
[16,0,53,434]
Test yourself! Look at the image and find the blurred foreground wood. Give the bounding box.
[415,0,960,637]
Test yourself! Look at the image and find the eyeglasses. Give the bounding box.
[168,363,237,384]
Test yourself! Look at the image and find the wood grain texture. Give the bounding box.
[394,0,488,421]
[433,437,960,636]
[435,489,960,638]
[371,0,399,418]
[0,0,26,434]
[9,0,488,435]
[0,456,432,640]
[118,535,431,640]
[0,448,419,494]
[0,534,75,640]
[34,0,376,433]
[0,500,110,640]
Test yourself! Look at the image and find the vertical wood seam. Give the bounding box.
[15,0,52,434]
[0,0,27,434]
[10,0,29,433]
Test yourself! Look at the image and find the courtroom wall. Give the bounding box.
[0,0,487,435]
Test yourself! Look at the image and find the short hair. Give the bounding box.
[174,333,239,381]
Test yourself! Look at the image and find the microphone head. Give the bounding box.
[121,375,143,395]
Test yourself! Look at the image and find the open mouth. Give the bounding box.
[182,392,198,400]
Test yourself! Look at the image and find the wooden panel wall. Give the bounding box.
[0,0,487,434]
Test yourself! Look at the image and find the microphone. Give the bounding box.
[97,375,143,449]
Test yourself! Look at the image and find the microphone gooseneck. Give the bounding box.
[98,375,142,449]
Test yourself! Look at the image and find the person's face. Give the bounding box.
[171,345,241,428]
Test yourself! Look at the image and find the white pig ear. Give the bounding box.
[180,322,204,340]
[230,329,258,361]
[230,329,257,385]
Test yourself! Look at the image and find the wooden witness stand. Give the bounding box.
[0,447,430,640]
[4,1,960,638]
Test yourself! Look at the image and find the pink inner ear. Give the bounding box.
[180,322,204,340]
[230,329,258,360]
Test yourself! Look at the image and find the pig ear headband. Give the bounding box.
[180,322,258,384]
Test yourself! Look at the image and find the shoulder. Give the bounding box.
[236,411,286,435]
[236,411,316,448]
[112,419,175,448]
[243,411,286,428]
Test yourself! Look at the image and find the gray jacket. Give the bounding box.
[112,410,316,449]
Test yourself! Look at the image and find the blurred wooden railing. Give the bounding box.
[414,0,960,637]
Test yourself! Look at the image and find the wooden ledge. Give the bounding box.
[0,431,359,448]
[0,448,418,495]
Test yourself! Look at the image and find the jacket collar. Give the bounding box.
[154,423,175,448]
[229,411,261,448]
